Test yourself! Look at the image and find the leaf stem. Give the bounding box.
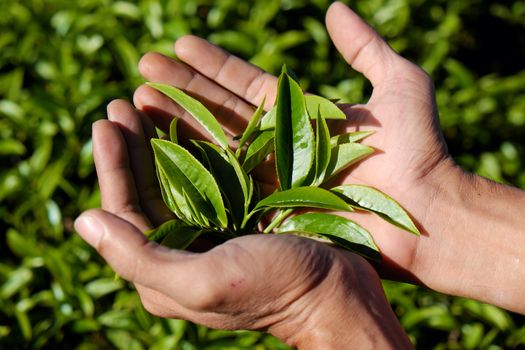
[241,210,256,230]
[263,209,293,233]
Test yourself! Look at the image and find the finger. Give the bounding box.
[134,84,242,150]
[106,100,173,226]
[75,209,192,293]
[136,284,241,330]
[74,209,243,312]
[134,84,216,140]
[92,120,151,231]
[174,35,278,111]
[325,2,421,88]
[138,52,254,136]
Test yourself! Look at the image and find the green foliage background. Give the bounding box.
[1,0,525,348]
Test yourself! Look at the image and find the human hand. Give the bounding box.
[75,100,413,349]
[133,2,458,284]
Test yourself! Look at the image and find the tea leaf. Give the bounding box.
[332,184,420,235]
[156,154,202,226]
[152,139,227,228]
[242,130,274,173]
[169,118,179,143]
[161,229,203,250]
[277,213,380,261]
[85,278,124,299]
[0,267,33,299]
[259,106,276,130]
[147,82,229,149]
[274,72,314,190]
[0,139,26,156]
[260,95,346,130]
[183,189,210,227]
[6,229,39,257]
[323,143,374,181]
[236,96,266,155]
[193,140,250,230]
[146,219,202,249]
[330,131,375,147]
[156,164,186,222]
[254,186,351,212]
[146,219,186,241]
[305,94,346,120]
[314,108,331,185]
[225,148,253,215]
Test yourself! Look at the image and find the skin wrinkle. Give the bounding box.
[465,180,525,308]
[267,242,337,341]
[422,168,471,296]
[175,36,277,110]
[280,253,348,347]
[245,72,277,109]
[211,53,237,82]
[374,77,434,108]
[351,34,387,83]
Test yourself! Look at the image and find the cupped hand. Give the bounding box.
[133,2,459,283]
[76,100,412,349]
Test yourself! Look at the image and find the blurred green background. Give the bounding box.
[1,0,525,348]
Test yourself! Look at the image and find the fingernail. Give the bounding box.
[74,214,104,247]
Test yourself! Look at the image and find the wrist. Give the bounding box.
[412,160,525,313]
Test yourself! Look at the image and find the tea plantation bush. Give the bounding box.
[1,0,525,348]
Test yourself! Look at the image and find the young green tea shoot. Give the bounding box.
[146,68,419,261]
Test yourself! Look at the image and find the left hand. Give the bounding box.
[75,100,412,349]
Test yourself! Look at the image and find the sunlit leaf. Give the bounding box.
[323,143,374,181]
[152,139,227,228]
[85,278,124,299]
[254,186,351,212]
[147,82,229,149]
[305,94,346,120]
[242,130,274,173]
[330,131,375,147]
[0,139,26,156]
[332,184,420,235]
[277,213,380,261]
[236,96,266,154]
[274,72,314,189]
[259,106,276,130]
[314,108,331,185]
[260,95,346,130]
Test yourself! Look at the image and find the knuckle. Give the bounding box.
[245,73,264,102]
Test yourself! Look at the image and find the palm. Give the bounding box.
[88,107,385,333]
[134,43,449,277]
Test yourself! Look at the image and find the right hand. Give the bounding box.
[133,2,459,285]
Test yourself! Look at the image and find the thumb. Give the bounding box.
[74,209,234,311]
[74,209,192,290]
[325,2,414,87]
